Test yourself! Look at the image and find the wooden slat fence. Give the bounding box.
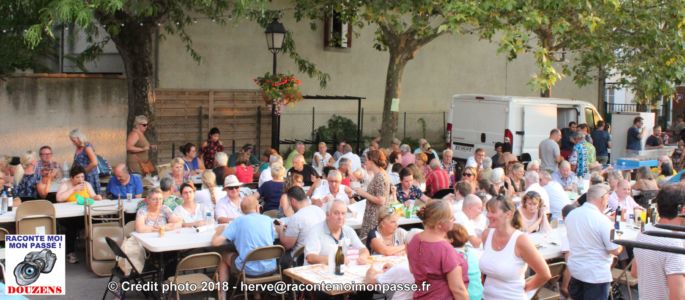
[154,89,271,163]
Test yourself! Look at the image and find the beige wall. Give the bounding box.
[0,75,128,165]
[157,14,599,144]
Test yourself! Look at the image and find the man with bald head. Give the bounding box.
[287,154,318,186]
[212,195,276,286]
[106,163,143,199]
[305,200,369,265]
[311,170,350,206]
[454,195,486,247]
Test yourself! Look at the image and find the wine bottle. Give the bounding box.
[334,244,345,275]
[614,205,621,230]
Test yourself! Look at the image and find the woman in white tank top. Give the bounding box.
[479,195,551,300]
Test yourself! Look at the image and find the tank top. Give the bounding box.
[127,130,150,173]
[479,229,527,300]
[66,186,91,203]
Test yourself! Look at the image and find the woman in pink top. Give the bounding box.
[407,200,469,300]
[234,153,254,183]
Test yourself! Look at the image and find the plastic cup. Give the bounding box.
[159,226,165,237]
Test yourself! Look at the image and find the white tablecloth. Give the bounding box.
[528,222,640,260]
[131,225,218,252]
[0,199,142,223]
[344,200,422,229]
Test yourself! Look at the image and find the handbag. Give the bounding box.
[96,154,111,177]
[134,154,155,175]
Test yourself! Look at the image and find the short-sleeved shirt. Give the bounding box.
[566,202,620,283]
[376,261,415,300]
[646,135,663,147]
[287,165,318,186]
[407,237,468,299]
[627,127,642,151]
[136,205,174,227]
[634,224,685,300]
[591,130,611,157]
[258,181,285,211]
[607,192,643,214]
[222,213,276,276]
[234,165,254,183]
[304,223,365,265]
[311,185,349,204]
[107,175,144,199]
[283,205,326,252]
[582,141,596,165]
[395,184,424,203]
[560,128,574,151]
[539,138,561,172]
[173,204,206,223]
[15,173,40,199]
[569,143,588,176]
[552,171,578,191]
[365,228,408,255]
[215,196,243,221]
[425,169,450,197]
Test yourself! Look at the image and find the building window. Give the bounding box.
[606,86,616,103]
[323,12,352,49]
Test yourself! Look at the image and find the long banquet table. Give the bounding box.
[0,199,142,223]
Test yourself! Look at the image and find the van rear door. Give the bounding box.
[450,99,507,159]
[522,104,557,160]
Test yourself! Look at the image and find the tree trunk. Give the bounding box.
[540,88,551,97]
[379,49,409,147]
[110,24,158,163]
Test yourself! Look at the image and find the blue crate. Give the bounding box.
[614,159,658,170]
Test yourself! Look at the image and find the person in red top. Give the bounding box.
[425,159,451,197]
[234,153,254,183]
[407,200,469,300]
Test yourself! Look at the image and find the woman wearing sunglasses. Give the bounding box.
[460,166,478,190]
[126,115,156,175]
[518,191,551,233]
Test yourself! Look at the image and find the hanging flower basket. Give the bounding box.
[254,73,303,116]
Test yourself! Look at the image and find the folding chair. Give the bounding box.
[611,259,638,300]
[102,237,158,300]
[85,202,125,276]
[167,252,222,300]
[532,261,566,300]
[230,245,285,300]
[15,200,56,234]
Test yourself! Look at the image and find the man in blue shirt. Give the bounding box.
[591,121,612,165]
[106,163,143,199]
[212,195,276,284]
[626,117,644,153]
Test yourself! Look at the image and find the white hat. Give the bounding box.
[223,175,242,188]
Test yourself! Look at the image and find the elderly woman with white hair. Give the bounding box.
[126,115,156,175]
[479,157,494,182]
[69,128,101,195]
[14,151,40,200]
[526,159,541,174]
[212,152,231,187]
[491,167,512,196]
[400,144,415,167]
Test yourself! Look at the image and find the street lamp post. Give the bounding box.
[265,18,287,150]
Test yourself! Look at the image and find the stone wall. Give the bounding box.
[0,75,128,166]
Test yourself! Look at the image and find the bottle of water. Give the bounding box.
[204,206,214,225]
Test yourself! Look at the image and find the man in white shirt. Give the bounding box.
[631,185,685,300]
[335,144,362,173]
[365,261,415,300]
[454,194,485,247]
[258,155,282,187]
[523,171,550,210]
[566,184,623,300]
[304,200,370,265]
[215,175,244,224]
[276,186,325,264]
[540,170,570,220]
[311,170,350,207]
[465,148,486,170]
[442,181,472,211]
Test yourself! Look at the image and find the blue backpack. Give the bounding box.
[96,155,111,177]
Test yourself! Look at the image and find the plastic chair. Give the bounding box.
[532,261,566,300]
[102,237,158,300]
[85,202,124,277]
[230,245,285,300]
[15,200,56,234]
[167,252,222,300]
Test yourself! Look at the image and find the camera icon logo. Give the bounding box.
[14,249,57,286]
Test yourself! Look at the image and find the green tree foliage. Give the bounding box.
[0,1,56,76]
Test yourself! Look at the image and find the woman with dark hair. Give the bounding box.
[234,152,254,183]
[480,195,551,299]
[448,223,483,300]
[179,143,205,175]
[354,149,392,239]
[200,127,224,169]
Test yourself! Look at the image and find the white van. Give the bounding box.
[446,94,603,162]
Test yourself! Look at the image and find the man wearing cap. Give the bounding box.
[212,195,276,294]
[215,175,244,224]
[565,184,623,299]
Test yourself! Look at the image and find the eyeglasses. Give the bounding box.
[463,173,474,177]
[226,186,240,190]
[140,123,148,127]
[39,152,52,156]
